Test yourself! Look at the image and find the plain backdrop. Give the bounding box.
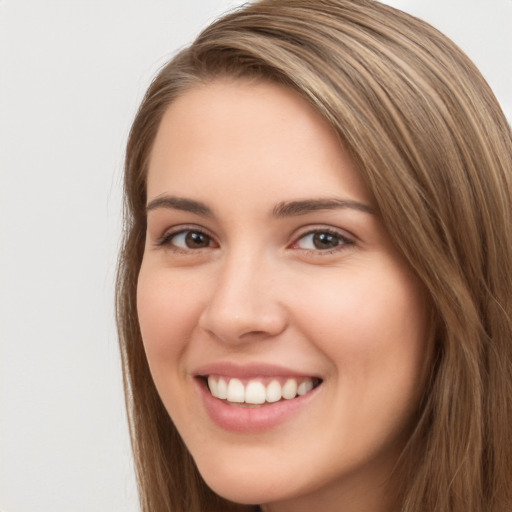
[1,1,510,511]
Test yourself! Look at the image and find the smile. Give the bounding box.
[194,368,323,432]
[207,376,320,405]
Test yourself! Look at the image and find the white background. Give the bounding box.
[1,1,510,511]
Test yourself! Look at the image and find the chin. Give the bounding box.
[196,458,296,506]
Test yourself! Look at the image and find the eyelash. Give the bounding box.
[155,226,355,255]
[155,226,216,252]
[291,228,354,255]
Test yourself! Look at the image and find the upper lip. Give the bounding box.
[193,361,321,380]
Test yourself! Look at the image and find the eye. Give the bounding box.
[158,228,216,250]
[293,229,353,252]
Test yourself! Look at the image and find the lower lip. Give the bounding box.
[196,378,320,433]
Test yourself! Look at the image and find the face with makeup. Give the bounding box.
[137,79,429,512]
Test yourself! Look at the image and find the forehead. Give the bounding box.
[147,79,372,208]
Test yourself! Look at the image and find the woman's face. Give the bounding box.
[137,79,429,512]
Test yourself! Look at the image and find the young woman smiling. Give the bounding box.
[116,1,512,511]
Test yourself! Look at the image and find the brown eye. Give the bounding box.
[311,232,341,250]
[161,229,214,250]
[184,231,211,248]
[294,229,353,252]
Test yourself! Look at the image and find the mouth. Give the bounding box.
[200,375,323,407]
[194,365,324,431]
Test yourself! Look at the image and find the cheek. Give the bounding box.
[293,262,428,391]
[136,265,202,371]
[296,266,429,457]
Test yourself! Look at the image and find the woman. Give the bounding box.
[116,1,512,511]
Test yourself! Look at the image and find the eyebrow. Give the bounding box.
[272,198,376,217]
[146,195,213,216]
[146,195,376,218]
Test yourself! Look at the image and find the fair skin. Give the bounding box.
[137,79,429,512]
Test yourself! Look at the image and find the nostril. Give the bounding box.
[198,287,288,344]
[239,330,274,341]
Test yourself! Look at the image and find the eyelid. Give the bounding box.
[154,224,218,249]
[289,225,356,253]
[152,223,355,254]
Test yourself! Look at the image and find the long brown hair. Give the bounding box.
[116,1,512,510]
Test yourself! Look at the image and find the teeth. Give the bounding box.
[217,377,228,399]
[207,376,218,397]
[282,379,298,400]
[207,376,317,404]
[266,380,282,403]
[297,380,314,396]
[245,381,266,404]
[227,378,245,403]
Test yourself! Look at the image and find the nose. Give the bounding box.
[198,252,288,344]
